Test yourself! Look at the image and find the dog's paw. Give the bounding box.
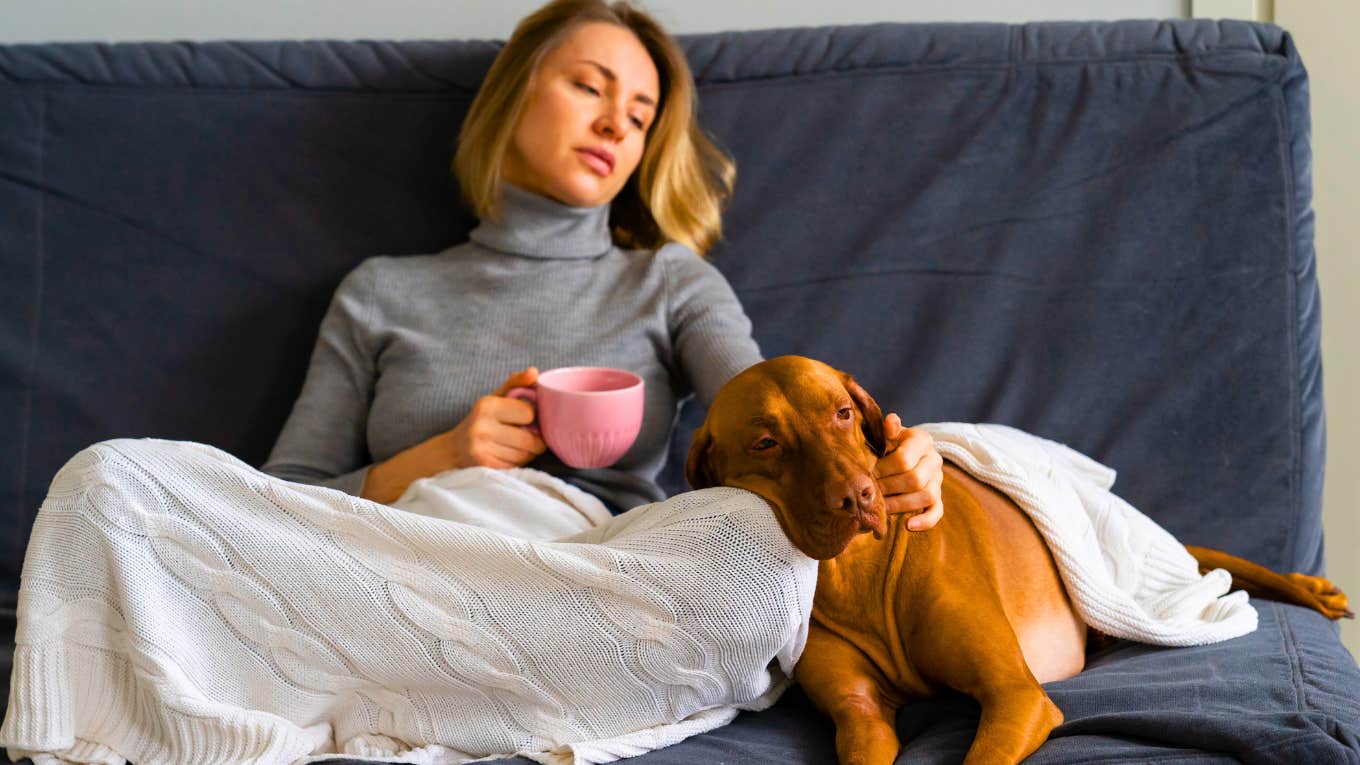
[1286,573,1354,619]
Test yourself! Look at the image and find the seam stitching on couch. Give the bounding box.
[1274,68,1303,575]
[1277,602,1310,713]
[15,85,46,594]
[732,266,1289,296]
[1242,728,1349,755]
[685,51,1284,92]
[0,48,1282,93]
[1062,752,1233,764]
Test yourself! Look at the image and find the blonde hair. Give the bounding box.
[452,0,735,256]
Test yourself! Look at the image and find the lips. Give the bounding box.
[577,147,615,176]
[857,506,886,539]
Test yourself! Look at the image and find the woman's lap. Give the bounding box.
[4,440,816,763]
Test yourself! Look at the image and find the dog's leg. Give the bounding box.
[797,624,902,765]
[966,681,1061,765]
[910,596,1063,765]
[1186,545,1353,619]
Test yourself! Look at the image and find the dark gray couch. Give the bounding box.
[2,18,1357,764]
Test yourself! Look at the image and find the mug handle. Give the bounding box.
[504,386,541,436]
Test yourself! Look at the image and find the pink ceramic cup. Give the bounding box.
[506,367,644,469]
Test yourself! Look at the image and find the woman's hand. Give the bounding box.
[361,367,547,504]
[445,367,549,469]
[874,414,944,531]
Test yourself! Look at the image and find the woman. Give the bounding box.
[262,0,946,527]
[1,2,946,763]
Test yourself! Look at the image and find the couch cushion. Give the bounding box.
[474,603,1360,764]
[900,603,1360,763]
[660,22,1325,581]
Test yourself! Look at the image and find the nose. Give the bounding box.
[594,99,628,139]
[828,474,877,514]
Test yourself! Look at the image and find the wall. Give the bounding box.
[1,1,1187,42]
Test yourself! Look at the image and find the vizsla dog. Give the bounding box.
[686,355,1351,765]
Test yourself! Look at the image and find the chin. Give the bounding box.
[787,516,862,561]
[536,174,612,208]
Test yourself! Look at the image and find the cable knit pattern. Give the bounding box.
[921,422,1257,645]
[2,439,817,765]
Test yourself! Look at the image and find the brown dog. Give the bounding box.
[686,355,1352,765]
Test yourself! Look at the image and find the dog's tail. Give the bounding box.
[1186,546,1353,620]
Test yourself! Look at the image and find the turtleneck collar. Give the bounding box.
[468,181,614,259]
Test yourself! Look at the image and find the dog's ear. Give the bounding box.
[685,423,718,490]
[843,373,886,456]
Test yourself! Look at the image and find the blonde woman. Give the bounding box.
[263,0,947,526]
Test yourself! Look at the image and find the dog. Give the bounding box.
[685,355,1352,765]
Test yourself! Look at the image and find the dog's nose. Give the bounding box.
[829,475,877,513]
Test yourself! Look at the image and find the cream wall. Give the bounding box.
[1272,0,1360,658]
[0,1,1188,41]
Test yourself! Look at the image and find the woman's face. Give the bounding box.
[502,21,660,208]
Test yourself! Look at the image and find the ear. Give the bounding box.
[685,423,718,490]
[843,373,886,456]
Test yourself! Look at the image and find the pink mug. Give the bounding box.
[506,367,645,469]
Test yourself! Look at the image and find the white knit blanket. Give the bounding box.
[920,422,1257,645]
[1,439,817,765]
[3,425,1256,765]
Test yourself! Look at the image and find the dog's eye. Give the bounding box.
[753,437,778,451]
[837,407,853,420]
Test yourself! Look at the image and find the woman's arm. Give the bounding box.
[660,243,762,407]
[262,262,381,496]
[360,368,545,504]
[360,432,455,505]
[662,243,943,529]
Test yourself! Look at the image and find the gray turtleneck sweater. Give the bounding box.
[262,183,762,511]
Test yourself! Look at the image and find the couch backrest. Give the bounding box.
[0,21,1322,609]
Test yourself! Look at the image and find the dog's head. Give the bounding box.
[687,355,888,560]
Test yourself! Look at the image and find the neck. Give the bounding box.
[468,182,613,259]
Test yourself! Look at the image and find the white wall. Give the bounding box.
[3,0,1354,657]
[0,1,1188,43]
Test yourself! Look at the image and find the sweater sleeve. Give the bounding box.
[661,243,764,407]
[261,260,379,496]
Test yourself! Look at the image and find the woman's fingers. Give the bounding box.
[481,437,543,469]
[906,500,944,532]
[486,394,538,427]
[879,419,935,476]
[874,421,945,531]
[483,402,546,455]
[460,392,547,467]
[497,418,547,456]
[878,450,943,503]
[874,426,940,492]
[467,428,544,468]
[493,366,539,396]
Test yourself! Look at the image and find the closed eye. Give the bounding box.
[576,82,648,129]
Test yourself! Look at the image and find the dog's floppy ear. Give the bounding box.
[685,422,718,490]
[843,373,886,456]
